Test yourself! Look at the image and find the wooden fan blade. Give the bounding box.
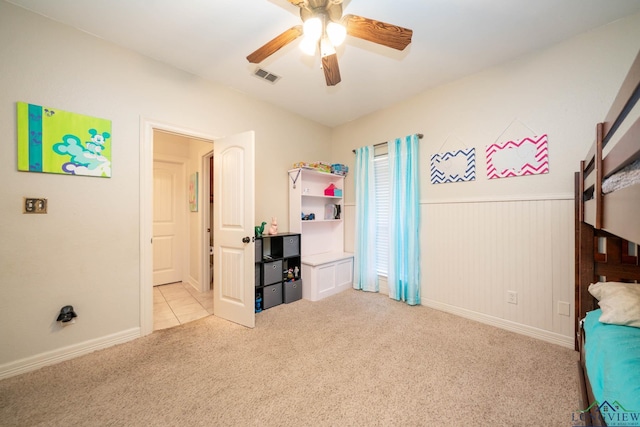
[247,26,303,64]
[343,14,413,51]
[322,53,341,86]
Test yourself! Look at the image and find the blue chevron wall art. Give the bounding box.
[430,148,476,184]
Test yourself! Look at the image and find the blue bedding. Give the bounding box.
[584,309,640,422]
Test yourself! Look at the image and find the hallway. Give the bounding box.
[153,282,213,331]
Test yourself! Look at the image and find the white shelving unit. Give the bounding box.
[288,168,353,301]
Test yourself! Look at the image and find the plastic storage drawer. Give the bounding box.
[282,235,300,257]
[283,279,302,303]
[262,260,283,285]
[263,283,283,309]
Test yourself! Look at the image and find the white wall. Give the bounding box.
[333,13,640,347]
[0,1,331,376]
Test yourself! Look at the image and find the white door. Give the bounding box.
[213,131,255,328]
[153,160,185,286]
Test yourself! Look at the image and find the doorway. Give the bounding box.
[140,120,256,335]
[151,130,214,331]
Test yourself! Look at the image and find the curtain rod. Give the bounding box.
[352,133,423,153]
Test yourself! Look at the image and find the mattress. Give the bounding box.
[583,309,640,423]
[602,159,640,194]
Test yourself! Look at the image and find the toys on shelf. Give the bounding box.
[331,164,349,176]
[254,221,266,237]
[267,217,278,235]
[301,212,316,221]
[293,161,347,175]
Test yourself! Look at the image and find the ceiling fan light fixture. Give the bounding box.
[247,1,413,87]
[299,35,317,56]
[326,21,346,46]
[302,17,322,41]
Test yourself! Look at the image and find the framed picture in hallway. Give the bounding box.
[189,172,198,212]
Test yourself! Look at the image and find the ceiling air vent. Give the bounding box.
[253,67,281,84]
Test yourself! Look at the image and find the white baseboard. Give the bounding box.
[423,299,574,349]
[315,281,352,301]
[0,327,141,380]
[186,277,202,292]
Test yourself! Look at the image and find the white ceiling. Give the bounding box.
[7,0,640,127]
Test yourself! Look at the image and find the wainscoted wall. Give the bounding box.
[423,197,574,347]
[344,195,575,348]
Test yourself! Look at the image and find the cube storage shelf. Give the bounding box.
[255,232,302,311]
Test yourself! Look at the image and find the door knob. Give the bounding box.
[242,236,251,244]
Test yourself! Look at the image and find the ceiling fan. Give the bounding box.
[246,0,413,86]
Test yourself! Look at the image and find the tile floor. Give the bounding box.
[153,282,213,331]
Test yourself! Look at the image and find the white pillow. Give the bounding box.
[588,282,640,328]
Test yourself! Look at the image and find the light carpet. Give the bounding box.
[0,289,579,426]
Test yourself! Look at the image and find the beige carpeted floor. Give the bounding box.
[0,290,579,426]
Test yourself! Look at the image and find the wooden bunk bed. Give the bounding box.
[575,49,640,426]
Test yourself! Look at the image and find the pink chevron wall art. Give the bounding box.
[485,134,548,179]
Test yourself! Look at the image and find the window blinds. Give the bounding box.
[374,155,389,276]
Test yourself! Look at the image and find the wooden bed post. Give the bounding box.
[578,162,585,222]
[595,123,604,230]
[577,223,595,351]
[575,171,596,351]
[574,171,581,351]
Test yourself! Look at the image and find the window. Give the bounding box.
[374,155,389,276]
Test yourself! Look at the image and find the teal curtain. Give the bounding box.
[388,134,421,305]
[353,146,378,292]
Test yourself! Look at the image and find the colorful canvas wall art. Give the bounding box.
[486,134,548,179]
[189,172,198,212]
[430,148,476,184]
[17,102,112,177]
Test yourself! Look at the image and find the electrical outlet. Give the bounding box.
[558,301,571,316]
[507,290,518,305]
[24,198,47,214]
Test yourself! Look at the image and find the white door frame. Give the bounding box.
[201,151,213,292]
[140,118,217,336]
